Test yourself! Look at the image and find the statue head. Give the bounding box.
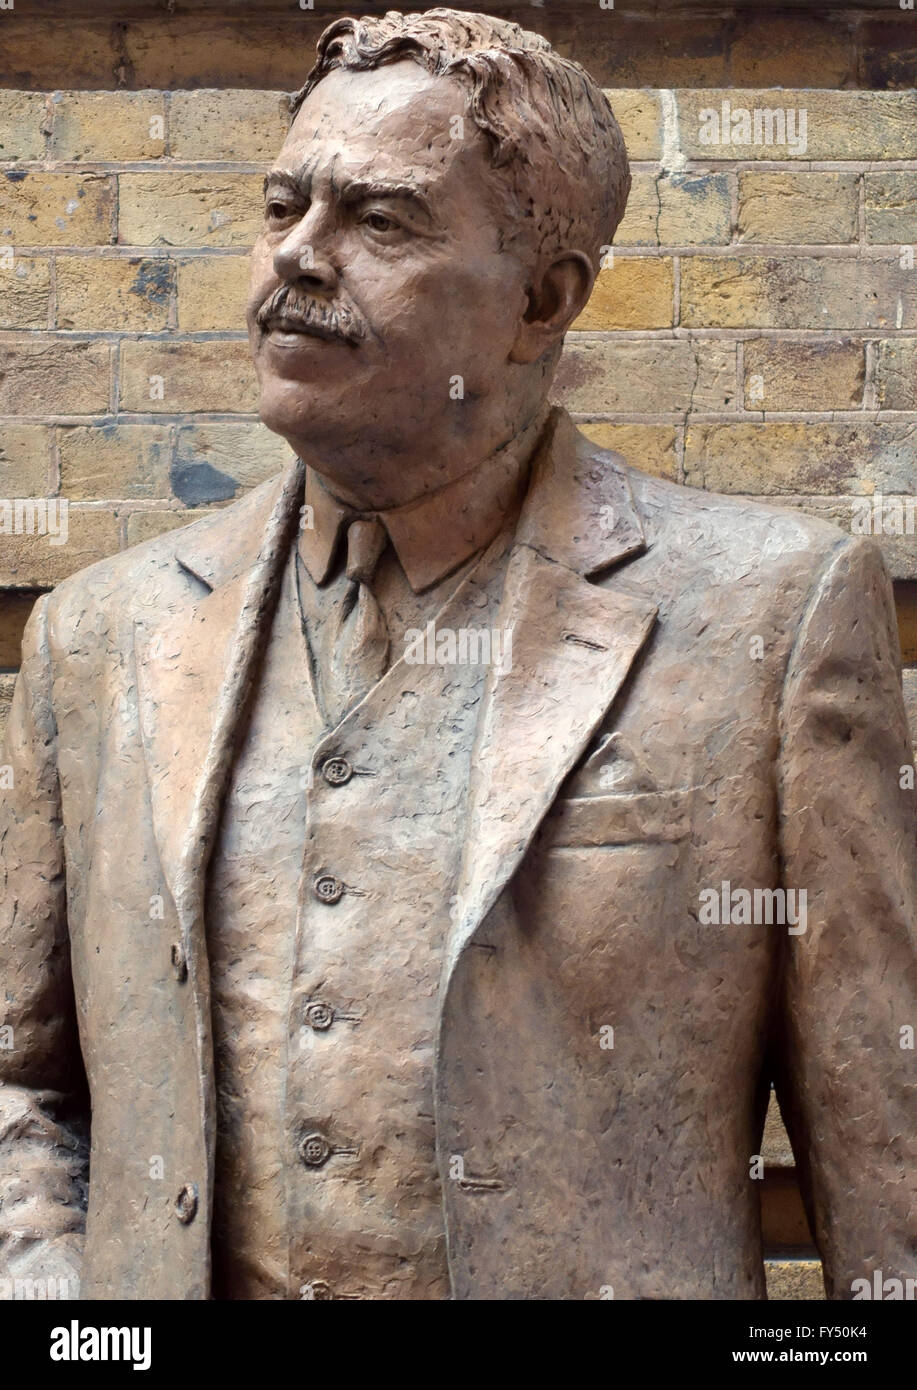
[247,7,630,508]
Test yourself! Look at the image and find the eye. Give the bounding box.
[265,197,297,222]
[360,210,401,236]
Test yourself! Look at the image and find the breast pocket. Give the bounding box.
[540,786,698,848]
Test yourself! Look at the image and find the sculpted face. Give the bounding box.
[247,62,544,510]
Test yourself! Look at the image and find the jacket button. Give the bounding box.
[322,756,352,786]
[298,1132,332,1168]
[175,1183,198,1224]
[170,942,188,982]
[313,874,343,905]
[304,1001,335,1031]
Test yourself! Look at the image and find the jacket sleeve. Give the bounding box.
[774,534,917,1299]
[0,593,88,1292]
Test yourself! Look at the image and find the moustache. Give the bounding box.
[255,285,367,345]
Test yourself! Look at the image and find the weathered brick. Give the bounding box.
[681,256,916,331]
[119,340,257,413]
[125,509,218,547]
[586,19,729,87]
[0,92,48,162]
[764,1261,824,1300]
[118,173,263,248]
[677,91,917,162]
[730,15,853,88]
[0,172,115,248]
[743,340,865,411]
[56,256,174,332]
[0,341,111,416]
[176,255,250,332]
[0,19,118,91]
[737,173,858,245]
[573,259,674,331]
[0,591,41,670]
[898,585,917,664]
[121,17,327,91]
[616,173,731,247]
[865,173,917,245]
[904,669,917,751]
[59,423,172,501]
[169,89,290,162]
[734,495,917,583]
[0,425,53,497]
[684,422,916,496]
[0,673,17,741]
[555,339,736,415]
[172,422,291,505]
[602,90,663,163]
[861,18,917,92]
[564,423,677,482]
[0,507,119,588]
[876,339,917,411]
[0,256,51,330]
[49,91,167,162]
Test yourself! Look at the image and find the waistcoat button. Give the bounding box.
[313,874,344,904]
[170,941,188,982]
[304,1001,335,1031]
[175,1183,198,1224]
[322,756,352,786]
[299,1132,332,1168]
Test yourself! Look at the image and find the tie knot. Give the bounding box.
[345,516,387,586]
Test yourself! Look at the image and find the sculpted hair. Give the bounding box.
[290,7,631,268]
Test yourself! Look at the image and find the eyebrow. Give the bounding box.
[263,168,435,221]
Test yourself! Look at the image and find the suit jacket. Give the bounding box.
[1,407,915,1299]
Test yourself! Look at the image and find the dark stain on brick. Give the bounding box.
[129,258,174,306]
[171,460,237,507]
[4,170,28,182]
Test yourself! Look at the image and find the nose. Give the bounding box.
[273,205,339,294]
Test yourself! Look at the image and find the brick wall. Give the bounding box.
[0,1,915,1301]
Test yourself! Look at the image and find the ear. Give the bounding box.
[509,251,595,365]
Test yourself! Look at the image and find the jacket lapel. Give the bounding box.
[135,458,304,920]
[444,410,659,978]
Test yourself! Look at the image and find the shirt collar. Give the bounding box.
[299,406,550,593]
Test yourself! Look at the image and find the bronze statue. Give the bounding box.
[1,9,914,1301]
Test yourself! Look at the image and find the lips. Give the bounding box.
[263,316,346,344]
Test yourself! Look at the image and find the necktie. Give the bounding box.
[326,516,390,724]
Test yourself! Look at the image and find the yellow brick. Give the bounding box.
[602,90,663,162]
[681,256,916,330]
[737,173,858,245]
[59,424,172,500]
[743,340,865,410]
[176,255,250,331]
[0,341,111,415]
[0,507,119,587]
[0,673,19,738]
[764,1260,825,1300]
[556,339,736,414]
[0,424,53,496]
[576,423,677,481]
[126,510,217,547]
[678,90,917,162]
[0,172,115,248]
[0,92,48,162]
[169,90,290,161]
[50,92,167,161]
[573,258,674,331]
[616,172,731,247]
[684,421,914,495]
[119,340,257,413]
[876,339,917,410]
[172,422,291,503]
[730,15,852,87]
[56,256,174,332]
[118,173,263,248]
[0,255,50,329]
[865,173,917,244]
